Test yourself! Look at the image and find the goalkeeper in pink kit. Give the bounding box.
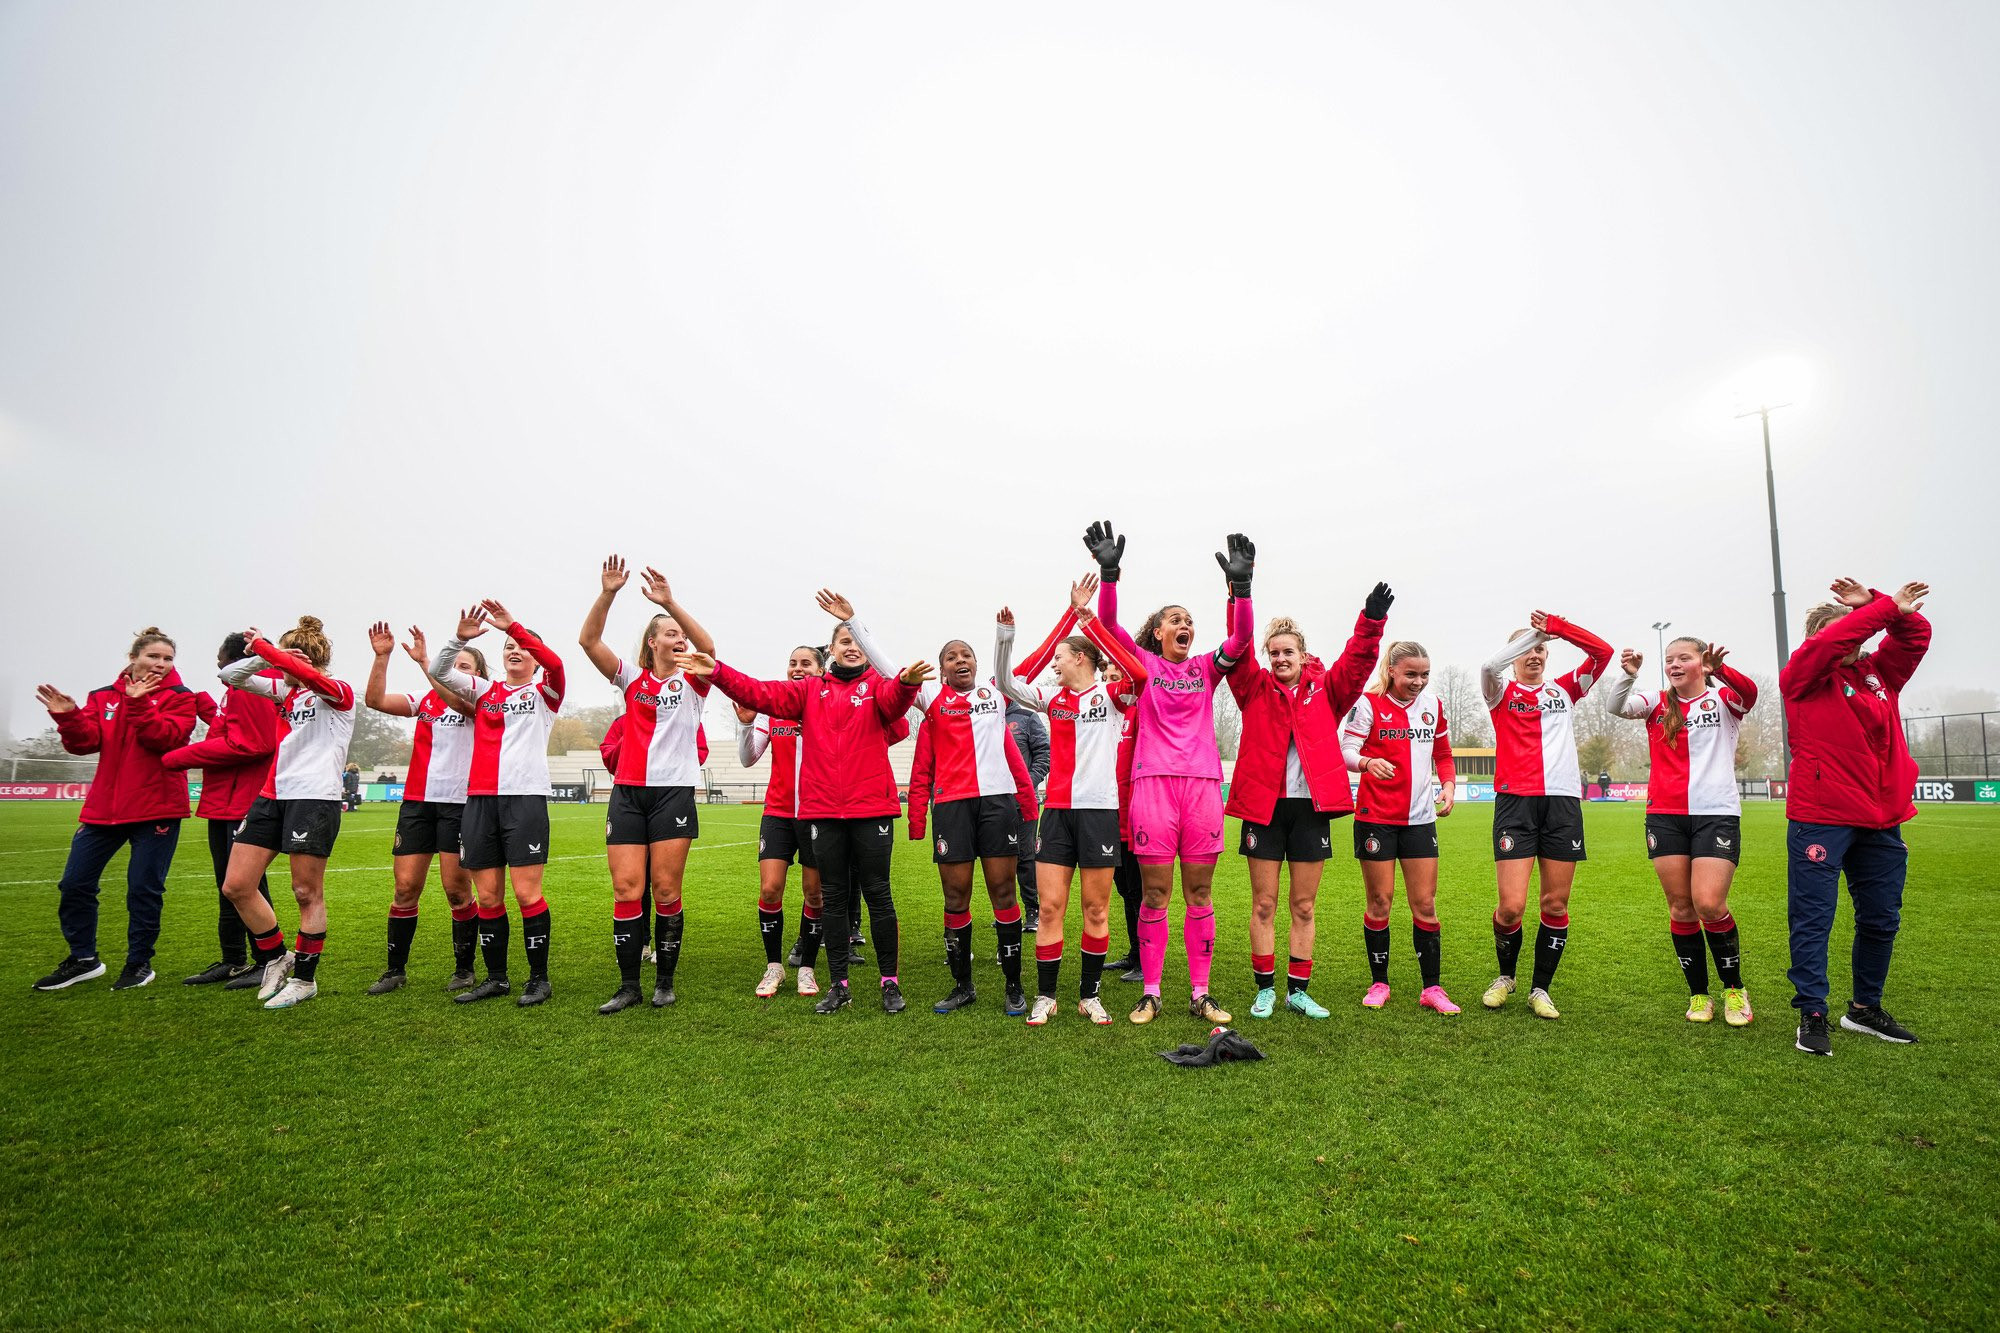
[1082,521,1255,1025]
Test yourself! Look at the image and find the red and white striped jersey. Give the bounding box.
[1606,667,1757,816]
[226,643,355,803]
[435,628,565,798]
[740,714,805,818]
[1341,689,1454,826]
[1480,617,1611,799]
[915,680,1017,802]
[402,690,474,805]
[1005,679,1137,810]
[611,659,709,788]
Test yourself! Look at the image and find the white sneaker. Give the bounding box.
[756,962,786,998]
[1026,995,1058,1026]
[796,966,819,996]
[263,977,317,1009]
[256,953,295,1002]
[1077,996,1113,1026]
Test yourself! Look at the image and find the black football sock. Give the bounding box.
[450,904,478,973]
[386,906,419,972]
[1703,913,1744,989]
[1493,914,1523,978]
[294,930,325,983]
[521,902,551,981]
[639,883,653,949]
[758,906,784,965]
[1364,915,1392,985]
[656,904,684,986]
[1529,912,1569,991]
[943,911,973,986]
[1035,941,1062,999]
[1080,932,1108,1000]
[478,907,510,981]
[1413,919,1442,988]
[993,906,1024,989]
[251,924,287,965]
[1252,952,1276,992]
[614,901,645,987]
[800,906,824,968]
[1671,920,1708,994]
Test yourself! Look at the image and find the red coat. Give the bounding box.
[52,668,201,825]
[907,717,1038,839]
[1781,592,1930,829]
[709,662,918,820]
[1224,611,1384,825]
[163,680,282,820]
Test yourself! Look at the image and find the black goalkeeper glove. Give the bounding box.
[1214,533,1255,598]
[1364,582,1394,621]
[1083,520,1125,583]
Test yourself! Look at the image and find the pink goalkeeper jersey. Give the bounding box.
[1098,582,1253,782]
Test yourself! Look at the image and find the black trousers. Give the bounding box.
[209,817,272,964]
[811,817,898,985]
[1016,820,1040,912]
[1113,839,1142,953]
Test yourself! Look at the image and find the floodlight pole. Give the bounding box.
[1738,403,1792,766]
[1651,622,1671,691]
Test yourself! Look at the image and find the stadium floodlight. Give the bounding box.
[1736,399,1794,766]
[1651,622,1672,691]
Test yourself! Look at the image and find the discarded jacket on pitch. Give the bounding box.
[1159,1026,1267,1067]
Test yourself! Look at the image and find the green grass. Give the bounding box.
[2,800,1996,1330]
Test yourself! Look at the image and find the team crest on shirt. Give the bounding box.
[667,678,683,693]
[1701,698,1715,711]
[976,687,991,700]
[1421,710,1432,724]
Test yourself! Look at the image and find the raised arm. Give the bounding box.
[1869,583,1932,693]
[1780,581,1903,698]
[1323,590,1391,719]
[1080,611,1149,694]
[163,683,281,772]
[1603,650,1651,720]
[578,555,630,682]
[433,607,494,700]
[39,685,102,755]
[250,636,354,710]
[1215,592,1253,672]
[1480,629,1546,708]
[481,599,564,707]
[1545,613,1612,700]
[639,566,715,656]
[220,655,282,700]
[365,622,418,718]
[702,660,808,722]
[738,715,771,767]
[993,614,1048,714]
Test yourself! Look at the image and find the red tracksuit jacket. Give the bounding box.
[1781,591,1931,829]
[52,668,202,825]
[1224,611,1385,825]
[708,662,919,820]
[163,679,282,821]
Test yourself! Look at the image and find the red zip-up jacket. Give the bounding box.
[1224,610,1385,825]
[51,668,201,825]
[708,661,919,820]
[907,716,1039,840]
[162,678,282,820]
[1781,591,1931,829]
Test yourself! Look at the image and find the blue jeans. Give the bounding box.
[57,820,182,968]
[1786,821,1907,1014]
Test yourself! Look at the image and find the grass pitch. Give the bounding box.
[2,799,1996,1329]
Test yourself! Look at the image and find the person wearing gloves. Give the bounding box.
[32,627,201,992]
[1477,609,1613,1020]
[1603,637,1759,1028]
[164,631,282,988]
[1225,584,1389,1021]
[1083,521,1256,1026]
[1780,578,1931,1057]
[681,592,932,1016]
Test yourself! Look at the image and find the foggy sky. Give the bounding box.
[2,1,1993,731]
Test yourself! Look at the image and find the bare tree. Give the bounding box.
[1213,682,1242,760]
[1434,666,1491,747]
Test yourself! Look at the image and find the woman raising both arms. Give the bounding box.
[1083,521,1256,1025]
[1478,608,1612,1020]
[1341,639,1460,1015]
[995,575,1148,1026]
[432,601,567,1008]
[578,556,715,1015]
[1604,636,1759,1026]
[360,621,484,994]
[682,594,933,1015]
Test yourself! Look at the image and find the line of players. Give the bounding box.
[32,523,1785,1026]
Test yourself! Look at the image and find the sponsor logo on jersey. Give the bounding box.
[1152,675,1208,694]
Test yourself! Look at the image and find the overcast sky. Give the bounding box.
[2,1,1993,734]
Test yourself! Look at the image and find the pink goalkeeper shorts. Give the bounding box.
[1128,774,1225,865]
